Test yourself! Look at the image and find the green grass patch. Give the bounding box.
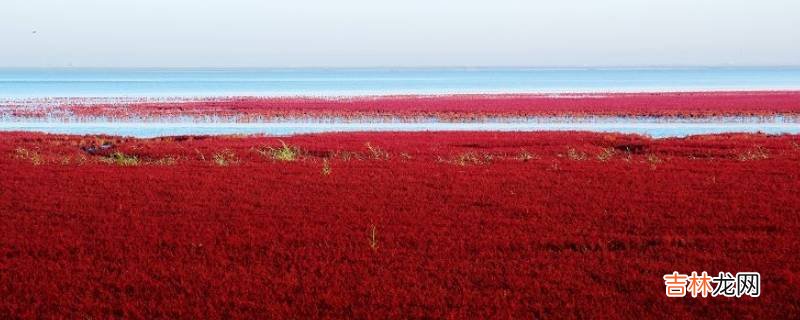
[103,152,140,166]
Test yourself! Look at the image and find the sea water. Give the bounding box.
[2,67,800,99]
[1,119,798,138]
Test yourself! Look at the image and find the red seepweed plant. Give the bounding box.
[0,131,798,318]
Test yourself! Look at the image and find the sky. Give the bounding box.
[1,0,799,68]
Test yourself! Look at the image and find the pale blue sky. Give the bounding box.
[1,0,798,67]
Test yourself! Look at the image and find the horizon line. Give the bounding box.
[2,65,800,70]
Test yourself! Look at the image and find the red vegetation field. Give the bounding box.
[1,131,799,318]
[5,91,800,120]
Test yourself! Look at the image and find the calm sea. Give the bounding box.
[1,67,800,99]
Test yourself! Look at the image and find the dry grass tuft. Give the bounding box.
[646,154,663,169]
[738,146,769,161]
[369,224,379,251]
[322,159,332,175]
[517,149,538,162]
[596,147,616,162]
[213,149,238,166]
[14,147,44,165]
[366,142,390,160]
[566,147,588,161]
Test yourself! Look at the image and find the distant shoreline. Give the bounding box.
[4,91,799,118]
[2,91,798,138]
